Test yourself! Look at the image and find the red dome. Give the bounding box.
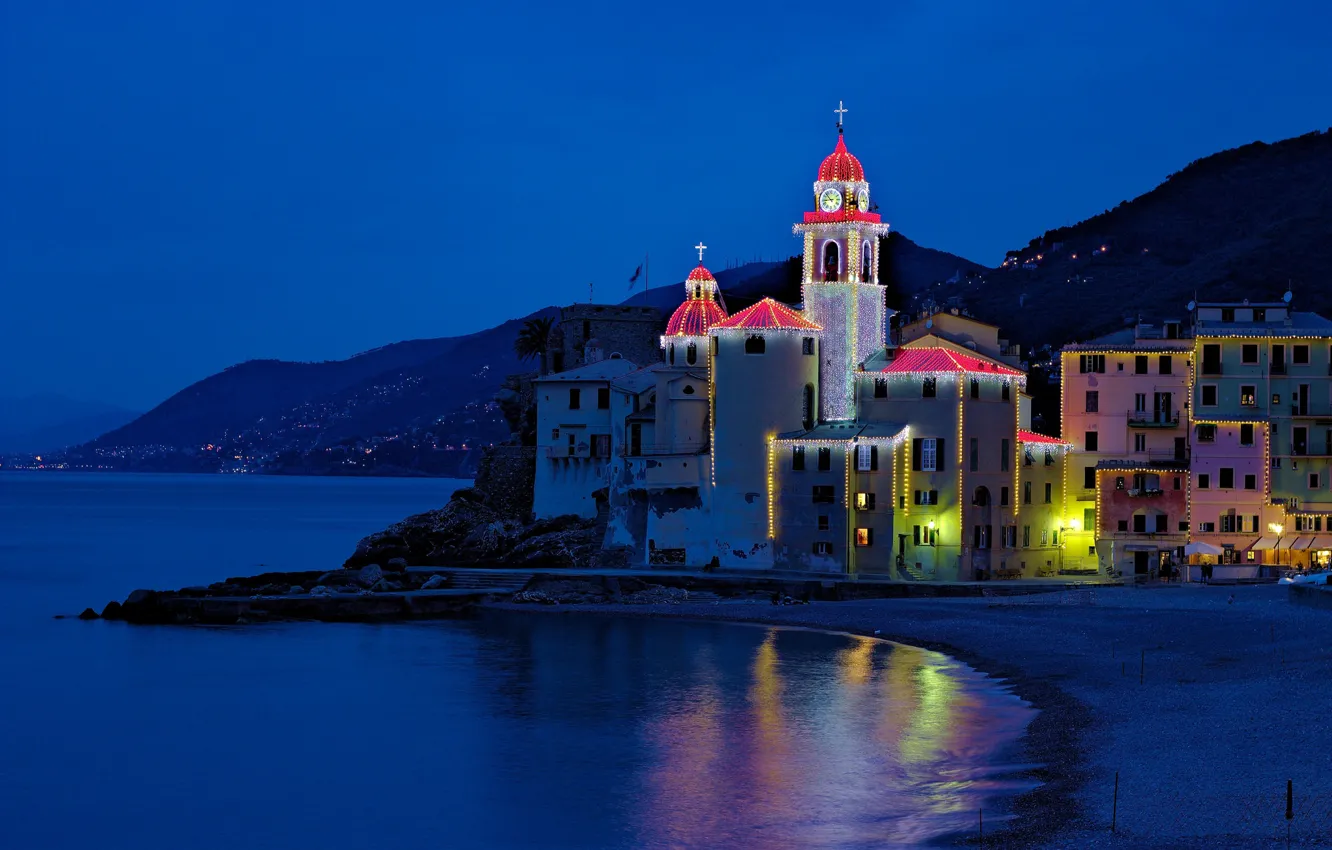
[665,299,728,337]
[686,264,716,283]
[818,134,865,182]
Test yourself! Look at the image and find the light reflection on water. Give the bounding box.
[630,625,1038,849]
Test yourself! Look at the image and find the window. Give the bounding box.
[1045,448,1055,466]
[1084,507,1096,529]
[686,343,697,365]
[1024,447,1034,467]
[1179,521,1189,532]
[1023,481,1032,504]
[1197,424,1216,442]
[1240,424,1254,446]
[813,541,834,555]
[1085,431,1099,451]
[1198,522,1215,533]
[1135,355,1148,374]
[1135,434,1146,452]
[1085,391,1099,413]
[592,434,610,457]
[970,379,980,399]
[552,428,560,440]
[1310,473,1321,489]
[1001,382,1011,402]
[914,438,941,471]
[1239,345,1259,365]
[970,438,978,472]
[1022,526,1030,547]
[1079,354,1106,373]
[597,387,610,409]
[1001,486,1010,506]
[856,444,877,471]
[1084,467,1096,489]
[791,446,805,470]
[914,489,939,505]
[1253,308,1266,322]
[1219,468,1234,489]
[817,447,831,471]
[1041,530,1049,546]
[745,335,765,354]
[1116,476,1126,490]
[1240,386,1256,406]
[1044,482,1052,503]
[1220,513,1238,533]
[1221,308,1235,322]
[1294,345,1310,364]
[1159,355,1173,375]
[1134,514,1146,533]
[712,337,719,356]
[1003,526,1017,548]
[569,388,581,409]
[1001,439,1010,472]
[873,378,887,398]
[802,337,815,355]
[1134,393,1147,414]
[818,515,829,531]
[855,492,876,510]
[1198,473,1210,489]
[812,485,835,504]
[855,528,872,547]
[1273,394,1281,406]
[1244,474,1256,490]
[1201,385,1218,406]
[1118,520,1129,532]
[1155,514,1168,533]
[1202,344,1221,374]
[922,378,937,398]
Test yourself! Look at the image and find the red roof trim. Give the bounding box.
[713,298,821,331]
[881,347,1025,377]
[802,210,882,224]
[1018,429,1070,446]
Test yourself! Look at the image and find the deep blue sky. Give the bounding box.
[2,0,1327,409]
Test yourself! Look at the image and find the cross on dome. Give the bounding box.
[834,100,848,130]
[695,242,707,263]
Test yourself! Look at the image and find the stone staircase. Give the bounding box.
[685,589,722,604]
[901,562,926,581]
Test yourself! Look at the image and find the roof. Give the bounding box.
[713,298,821,331]
[537,358,638,382]
[1196,312,1332,338]
[818,133,865,182]
[609,364,663,394]
[664,298,728,337]
[686,264,716,283]
[1017,429,1071,446]
[882,347,1024,377]
[776,422,909,443]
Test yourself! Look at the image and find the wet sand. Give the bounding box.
[495,584,1332,848]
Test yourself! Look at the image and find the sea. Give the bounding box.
[0,472,1038,849]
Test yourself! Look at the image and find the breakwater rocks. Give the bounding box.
[94,562,477,625]
[342,487,599,571]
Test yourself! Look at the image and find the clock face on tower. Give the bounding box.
[857,189,870,211]
[819,188,843,213]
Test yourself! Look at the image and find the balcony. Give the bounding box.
[1126,488,1165,498]
[1127,409,1181,428]
[619,440,709,458]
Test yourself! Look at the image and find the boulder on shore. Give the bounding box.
[78,608,99,620]
[356,564,384,588]
[342,488,598,570]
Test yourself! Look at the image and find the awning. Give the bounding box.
[1252,536,1279,551]
[1289,537,1314,551]
[1309,536,1332,551]
[1185,542,1224,556]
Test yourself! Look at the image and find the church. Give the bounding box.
[533,118,1073,580]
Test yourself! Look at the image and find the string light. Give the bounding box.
[767,435,775,539]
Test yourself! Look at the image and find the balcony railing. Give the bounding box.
[1127,409,1181,428]
[621,441,709,458]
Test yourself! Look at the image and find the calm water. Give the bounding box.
[0,473,1038,849]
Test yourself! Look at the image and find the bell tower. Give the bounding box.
[795,103,888,421]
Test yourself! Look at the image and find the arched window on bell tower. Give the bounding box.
[862,240,872,282]
[822,241,839,282]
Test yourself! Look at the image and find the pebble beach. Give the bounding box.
[497,584,1332,848]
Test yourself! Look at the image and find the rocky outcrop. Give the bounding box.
[342,488,598,570]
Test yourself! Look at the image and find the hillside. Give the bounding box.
[941,128,1332,346]
[0,394,139,453]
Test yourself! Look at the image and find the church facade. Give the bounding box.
[533,128,1073,580]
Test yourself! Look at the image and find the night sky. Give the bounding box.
[2,0,1327,409]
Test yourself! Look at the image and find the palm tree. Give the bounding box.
[514,316,554,362]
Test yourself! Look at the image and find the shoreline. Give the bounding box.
[489,584,1332,848]
[486,599,1087,849]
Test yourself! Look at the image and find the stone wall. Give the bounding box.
[546,304,664,373]
[475,445,536,520]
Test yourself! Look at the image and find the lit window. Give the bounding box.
[855,528,872,547]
